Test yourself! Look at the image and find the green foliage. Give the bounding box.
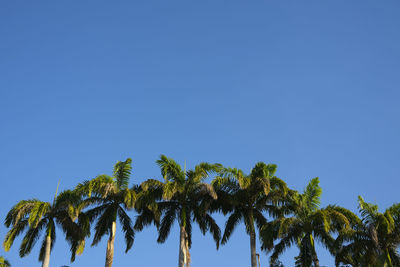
[4,156,400,267]
[0,256,10,267]
[334,197,400,267]
[137,155,222,251]
[3,189,83,263]
[260,178,351,267]
[75,158,136,255]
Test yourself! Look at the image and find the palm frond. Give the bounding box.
[156,155,184,183]
[250,162,277,179]
[3,219,29,251]
[221,210,242,244]
[91,205,116,247]
[117,208,135,252]
[5,199,41,227]
[113,158,132,190]
[28,202,50,228]
[19,219,46,257]
[157,205,177,243]
[75,175,116,198]
[303,177,322,212]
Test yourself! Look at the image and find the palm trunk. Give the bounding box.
[179,226,190,267]
[313,256,320,267]
[250,230,257,267]
[41,235,51,267]
[312,249,320,267]
[185,234,191,267]
[105,221,116,267]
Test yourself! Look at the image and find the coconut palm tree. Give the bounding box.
[260,178,350,267]
[334,197,400,267]
[0,256,11,267]
[211,162,288,267]
[138,155,222,267]
[74,158,136,267]
[3,188,82,267]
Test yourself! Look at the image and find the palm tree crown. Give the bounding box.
[261,177,350,267]
[3,188,82,267]
[334,196,400,267]
[75,158,136,267]
[139,155,222,267]
[212,162,288,267]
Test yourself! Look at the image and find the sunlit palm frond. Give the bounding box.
[5,199,41,227]
[113,158,132,190]
[250,162,277,179]
[28,202,51,228]
[75,175,116,198]
[3,219,29,251]
[0,256,11,267]
[156,155,184,183]
[358,196,378,225]
[303,177,322,212]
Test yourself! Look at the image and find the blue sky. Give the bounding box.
[1,1,400,266]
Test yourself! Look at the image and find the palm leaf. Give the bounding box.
[113,158,132,190]
[117,208,135,252]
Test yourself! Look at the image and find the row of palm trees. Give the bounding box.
[3,156,400,267]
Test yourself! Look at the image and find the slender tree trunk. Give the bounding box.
[41,235,51,267]
[185,233,191,267]
[178,226,190,267]
[105,221,116,267]
[250,230,257,267]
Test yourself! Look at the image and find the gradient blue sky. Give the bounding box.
[1,1,400,266]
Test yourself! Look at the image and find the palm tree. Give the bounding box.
[138,155,222,267]
[74,158,136,267]
[334,196,400,267]
[260,178,350,267]
[3,187,82,267]
[0,256,11,267]
[211,162,288,267]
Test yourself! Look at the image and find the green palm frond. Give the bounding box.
[303,177,322,212]
[117,208,134,252]
[358,196,379,225]
[3,218,29,251]
[294,234,314,267]
[28,202,50,228]
[19,219,47,257]
[121,189,137,209]
[75,175,116,198]
[113,158,132,190]
[157,206,177,243]
[250,162,277,179]
[221,210,242,244]
[0,256,11,267]
[91,204,116,246]
[162,181,181,200]
[193,183,217,200]
[156,155,184,183]
[5,199,41,227]
[134,207,159,231]
[188,163,222,183]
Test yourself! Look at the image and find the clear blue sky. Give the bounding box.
[1,1,399,266]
